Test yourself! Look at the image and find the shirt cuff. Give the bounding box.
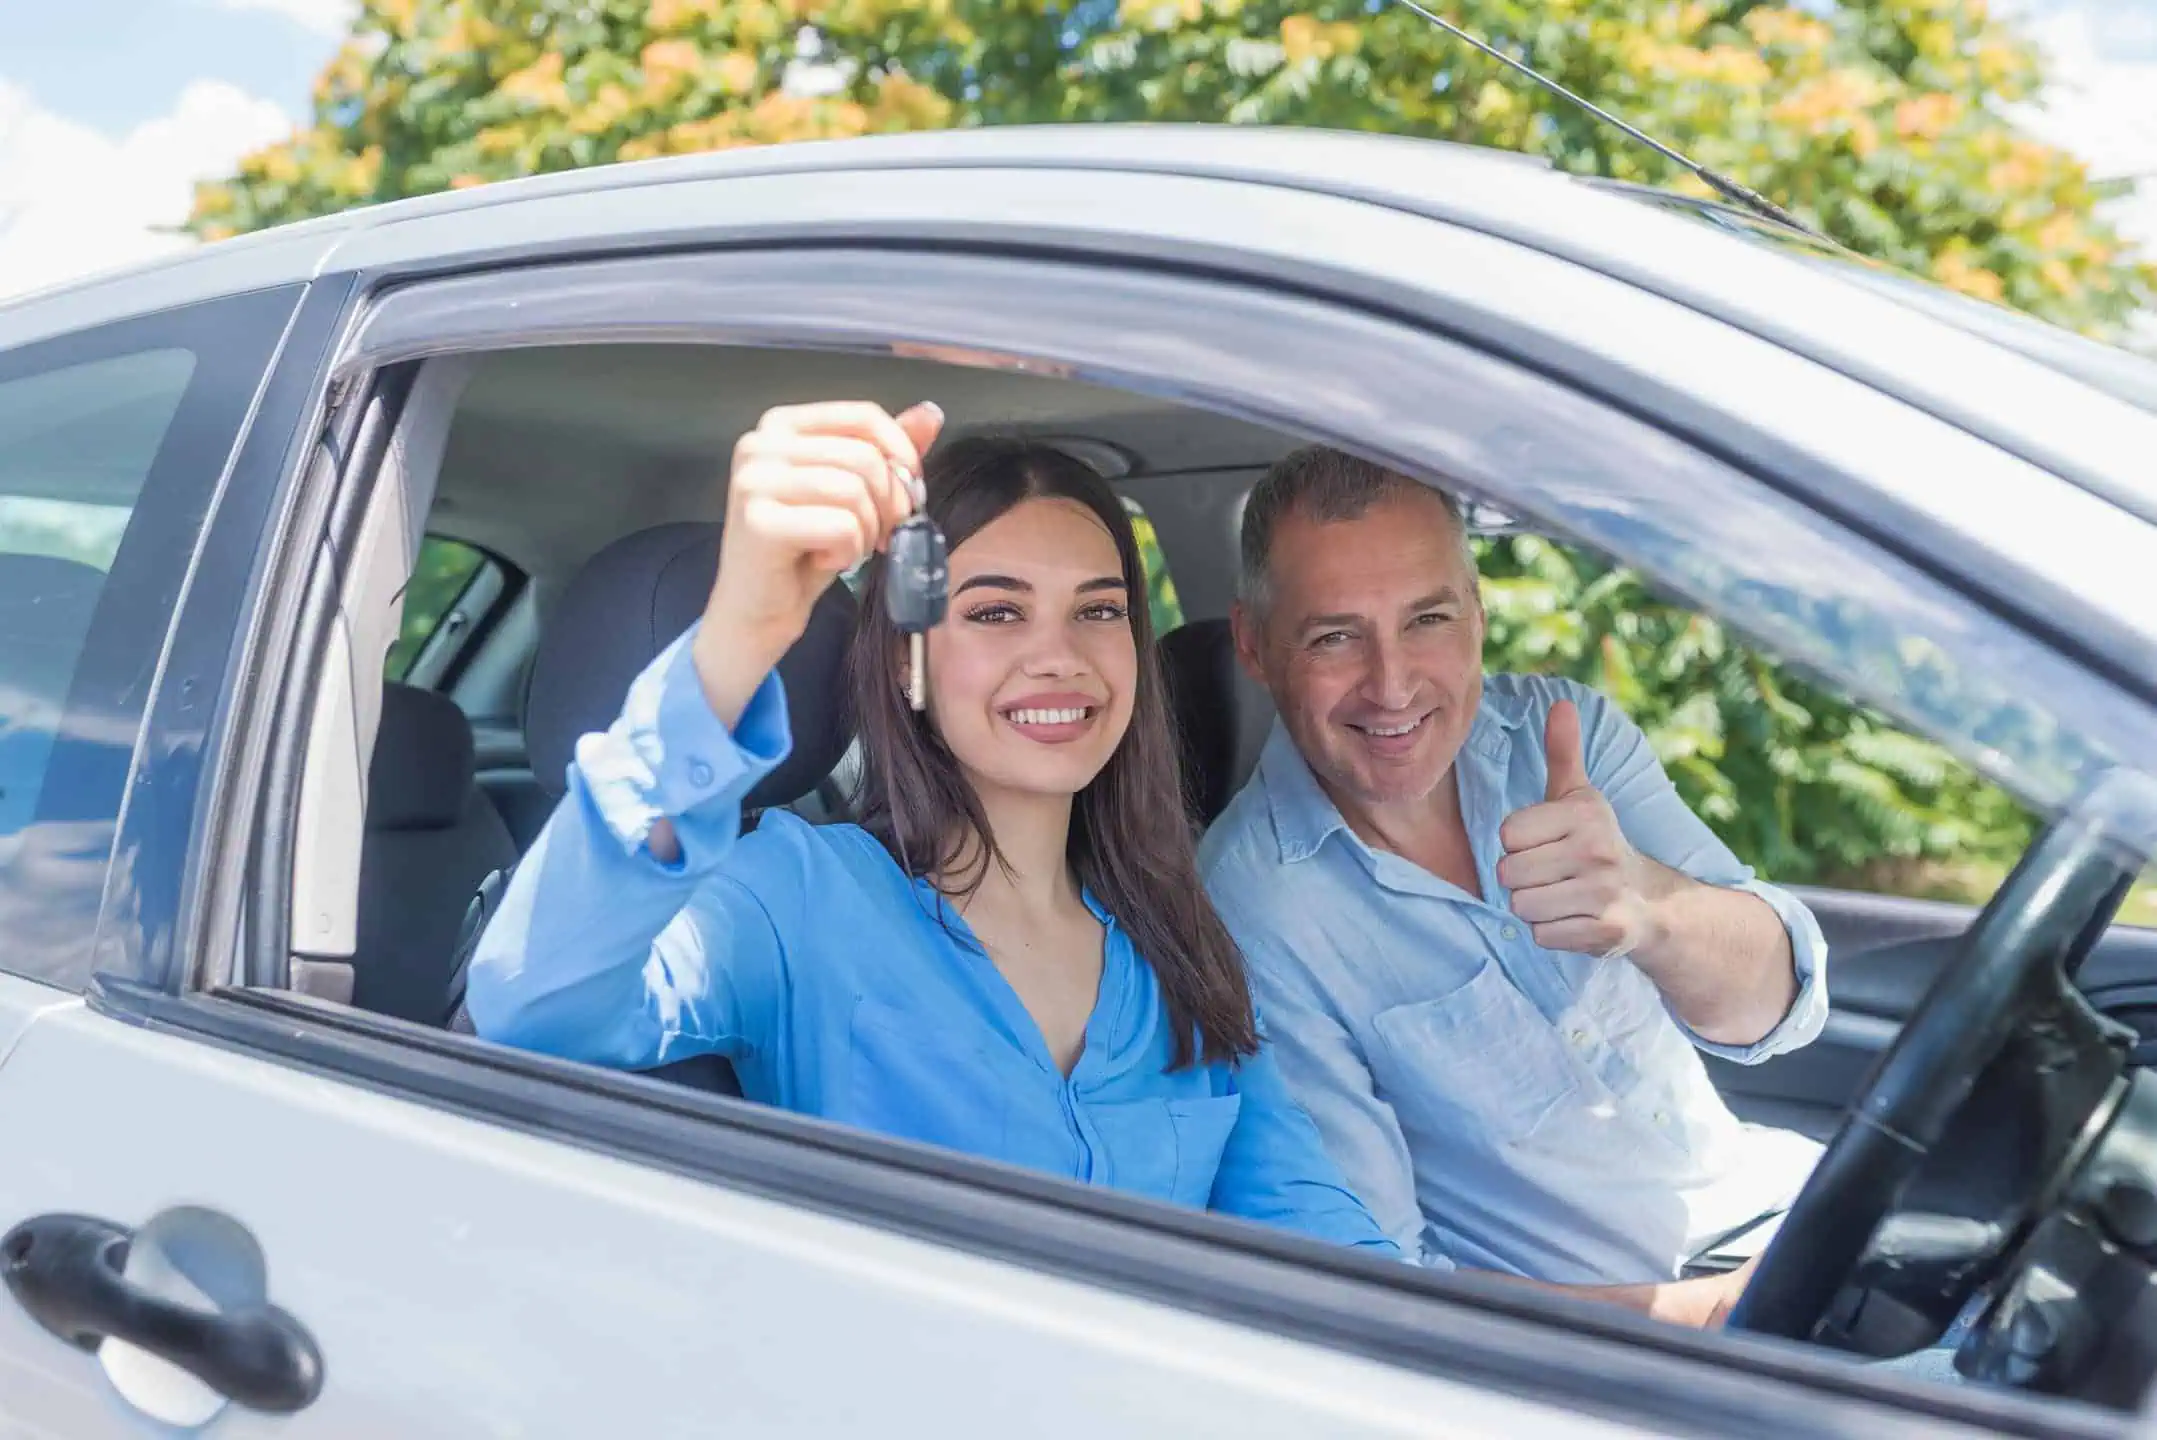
[1674,877,1829,1065]
[572,622,794,860]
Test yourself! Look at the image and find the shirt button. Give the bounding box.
[688,759,714,787]
[1569,1028,1589,1048]
[1655,1110,1672,1124]
[1501,925,1520,942]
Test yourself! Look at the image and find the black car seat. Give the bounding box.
[1157,617,1277,829]
[443,521,859,1098]
[355,683,518,1022]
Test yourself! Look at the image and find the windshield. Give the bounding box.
[1612,189,2157,417]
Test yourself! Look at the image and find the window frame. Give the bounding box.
[158,236,2157,1436]
[0,282,309,991]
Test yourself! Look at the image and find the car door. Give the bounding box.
[0,269,1603,1440]
[1709,886,2157,1141]
[0,280,305,1423]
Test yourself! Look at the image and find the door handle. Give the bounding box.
[2,1212,324,1414]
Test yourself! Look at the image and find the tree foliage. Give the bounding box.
[196,0,2155,888]
[1475,535,2038,886]
[194,0,2155,334]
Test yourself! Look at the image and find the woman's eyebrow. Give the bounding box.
[954,573,1030,595]
[953,574,1129,596]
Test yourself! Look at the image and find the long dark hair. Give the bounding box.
[849,435,1258,1070]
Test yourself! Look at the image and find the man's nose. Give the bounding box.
[1362,636,1418,710]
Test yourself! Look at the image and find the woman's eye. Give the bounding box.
[964,603,1022,625]
[1079,602,1129,623]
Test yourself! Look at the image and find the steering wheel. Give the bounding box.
[1727,800,2146,1355]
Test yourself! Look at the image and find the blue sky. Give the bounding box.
[0,0,331,135]
[0,0,2153,303]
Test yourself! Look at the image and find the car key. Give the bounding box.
[885,468,946,712]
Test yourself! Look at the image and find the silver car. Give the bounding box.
[2,124,2156,1438]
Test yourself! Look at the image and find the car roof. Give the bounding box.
[0,124,1647,313]
[6,122,2152,518]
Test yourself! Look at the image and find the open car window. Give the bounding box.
[1476,530,2157,928]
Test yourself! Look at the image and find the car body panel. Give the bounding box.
[0,994,1665,1440]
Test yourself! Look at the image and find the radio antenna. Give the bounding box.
[1387,0,1824,240]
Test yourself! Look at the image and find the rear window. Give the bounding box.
[0,284,301,989]
[388,535,491,678]
[0,348,197,836]
[1124,498,1185,637]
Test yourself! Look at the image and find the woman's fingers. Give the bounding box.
[893,401,945,495]
[758,401,924,498]
[732,452,887,552]
[739,496,875,577]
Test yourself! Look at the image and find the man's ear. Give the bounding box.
[1229,601,1268,686]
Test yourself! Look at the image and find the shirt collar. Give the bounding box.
[1258,682,1533,866]
[910,875,1118,932]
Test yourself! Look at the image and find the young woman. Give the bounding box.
[465,399,1395,1251]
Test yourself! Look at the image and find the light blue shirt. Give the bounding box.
[1198,673,1829,1285]
[466,626,1396,1256]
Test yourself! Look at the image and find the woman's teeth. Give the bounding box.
[1008,707,1091,725]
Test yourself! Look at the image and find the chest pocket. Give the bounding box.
[1090,1094,1243,1209]
[1569,957,1724,1159]
[845,996,1011,1154]
[1371,958,1579,1147]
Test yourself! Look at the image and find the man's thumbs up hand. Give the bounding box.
[1543,699,1592,802]
[1497,696,1659,959]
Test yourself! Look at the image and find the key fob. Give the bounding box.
[885,513,948,633]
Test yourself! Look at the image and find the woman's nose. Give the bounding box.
[1020,621,1088,677]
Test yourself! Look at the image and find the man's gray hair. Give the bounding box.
[1238,445,1475,617]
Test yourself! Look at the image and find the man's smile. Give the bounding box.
[1343,708,1437,754]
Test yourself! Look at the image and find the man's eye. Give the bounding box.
[1414,610,1458,628]
[1310,631,1351,649]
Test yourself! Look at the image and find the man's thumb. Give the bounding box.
[1544,698,1590,801]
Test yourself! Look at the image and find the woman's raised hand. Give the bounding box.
[692,400,944,726]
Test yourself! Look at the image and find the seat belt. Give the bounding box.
[442,865,510,1033]
[1680,1205,1788,1276]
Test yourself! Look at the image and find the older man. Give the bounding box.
[1200,446,1828,1289]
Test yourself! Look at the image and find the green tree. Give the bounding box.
[1474,534,2038,887]
[193,0,2154,335]
[385,535,487,676]
[191,0,2156,889]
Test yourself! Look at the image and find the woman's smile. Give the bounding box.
[998,691,1104,745]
